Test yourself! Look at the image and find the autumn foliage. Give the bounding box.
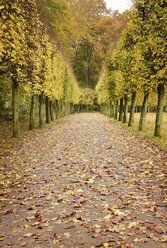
[96,0,167,137]
[0,0,80,136]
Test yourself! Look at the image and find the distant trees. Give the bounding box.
[96,0,167,137]
[75,88,97,112]
[71,3,128,88]
[45,0,128,88]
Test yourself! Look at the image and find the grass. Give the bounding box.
[115,112,167,148]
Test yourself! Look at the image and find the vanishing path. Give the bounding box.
[0,113,167,248]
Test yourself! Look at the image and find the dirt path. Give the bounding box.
[0,113,167,248]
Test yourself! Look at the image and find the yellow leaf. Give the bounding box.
[104,243,109,247]
[103,214,111,221]
[133,238,142,242]
[53,240,59,244]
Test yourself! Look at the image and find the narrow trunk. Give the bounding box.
[62,102,65,117]
[111,103,114,118]
[29,95,36,130]
[12,79,19,137]
[65,103,67,116]
[109,103,111,117]
[113,105,116,118]
[60,102,63,117]
[46,96,50,123]
[118,98,123,121]
[139,92,149,131]
[70,103,73,114]
[50,101,55,121]
[39,93,44,128]
[55,100,59,119]
[128,91,136,127]
[123,94,128,124]
[107,104,110,116]
[114,101,118,120]
[154,83,165,137]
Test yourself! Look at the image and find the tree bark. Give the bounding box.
[114,101,118,120]
[154,83,165,137]
[29,95,36,130]
[118,98,123,121]
[55,100,59,119]
[46,96,50,123]
[139,92,149,131]
[123,94,128,124]
[12,79,19,137]
[111,103,114,118]
[39,93,44,128]
[128,91,136,127]
[70,103,74,114]
[50,101,55,121]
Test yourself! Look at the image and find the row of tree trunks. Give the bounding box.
[12,81,74,137]
[74,104,95,112]
[100,83,165,137]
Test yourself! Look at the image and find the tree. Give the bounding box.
[0,0,29,136]
[132,0,167,136]
[0,0,81,136]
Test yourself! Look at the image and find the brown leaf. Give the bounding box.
[147,224,166,234]
[161,235,167,243]
[2,209,13,215]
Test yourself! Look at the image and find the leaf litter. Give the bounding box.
[0,113,167,248]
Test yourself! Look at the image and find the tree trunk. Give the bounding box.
[114,101,118,120]
[109,103,113,118]
[12,79,19,137]
[111,103,114,118]
[60,102,63,117]
[71,103,74,114]
[123,94,128,124]
[46,96,50,123]
[39,93,44,128]
[29,95,36,130]
[128,91,136,127]
[62,102,65,117]
[138,92,149,131]
[50,101,55,121]
[154,83,165,137]
[55,100,59,119]
[113,104,116,118]
[119,98,123,121]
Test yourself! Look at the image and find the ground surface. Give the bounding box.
[0,113,167,248]
[125,113,167,148]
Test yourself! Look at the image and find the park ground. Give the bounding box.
[0,112,167,248]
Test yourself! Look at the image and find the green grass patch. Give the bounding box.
[114,112,167,148]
